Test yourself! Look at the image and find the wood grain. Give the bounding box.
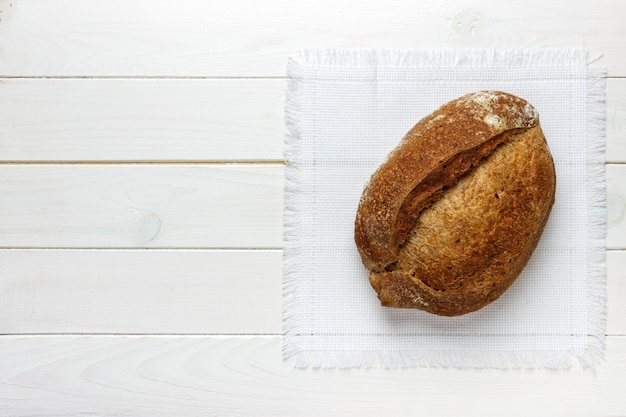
[0,250,282,334]
[607,78,626,163]
[607,251,626,335]
[0,164,623,249]
[0,77,624,163]
[0,164,283,248]
[0,0,624,77]
[0,249,622,335]
[607,165,626,250]
[0,78,285,162]
[1,335,625,417]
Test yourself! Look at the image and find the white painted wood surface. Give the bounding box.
[1,250,625,335]
[1,336,625,417]
[606,79,626,163]
[0,79,285,162]
[0,250,283,334]
[0,0,625,76]
[0,1,625,416]
[0,164,283,248]
[0,164,623,249]
[0,77,623,163]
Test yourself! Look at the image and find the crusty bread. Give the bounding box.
[354,91,556,316]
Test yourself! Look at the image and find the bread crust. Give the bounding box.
[354,91,556,316]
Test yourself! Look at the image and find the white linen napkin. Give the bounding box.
[283,49,606,369]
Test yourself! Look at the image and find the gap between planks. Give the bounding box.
[0,161,285,165]
[1,161,623,166]
[0,247,283,250]
[1,76,624,79]
[0,333,282,337]
[0,75,289,80]
[0,247,621,251]
[2,333,623,336]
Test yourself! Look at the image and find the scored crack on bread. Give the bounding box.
[354,91,556,316]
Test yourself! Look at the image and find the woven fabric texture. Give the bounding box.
[283,49,606,369]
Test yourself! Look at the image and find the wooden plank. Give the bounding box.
[0,0,624,77]
[0,78,285,162]
[607,78,626,163]
[1,77,624,163]
[0,249,622,335]
[0,250,282,334]
[0,164,283,248]
[0,335,624,416]
[0,163,623,249]
[607,251,626,335]
[607,164,626,250]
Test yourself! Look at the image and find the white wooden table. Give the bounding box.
[0,1,624,416]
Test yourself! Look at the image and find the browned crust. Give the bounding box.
[354,91,556,316]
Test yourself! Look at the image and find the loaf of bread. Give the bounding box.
[354,91,556,316]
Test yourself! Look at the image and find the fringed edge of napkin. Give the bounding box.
[579,67,607,370]
[283,48,607,369]
[286,349,574,370]
[283,55,304,356]
[293,47,589,69]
